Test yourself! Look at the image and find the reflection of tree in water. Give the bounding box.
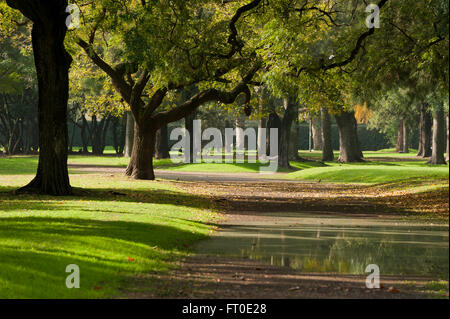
[325,237,448,276]
[230,225,448,277]
[242,236,447,277]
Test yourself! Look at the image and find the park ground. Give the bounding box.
[0,149,448,299]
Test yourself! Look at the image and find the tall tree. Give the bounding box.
[321,107,334,161]
[74,0,261,179]
[6,0,72,195]
[417,102,432,157]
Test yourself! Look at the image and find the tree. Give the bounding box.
[0,22,38,155]
[6,0,72,195]
[417,102,432,157]
[73,0,261,179]
[335,109,364,162]
[320,107,334,161]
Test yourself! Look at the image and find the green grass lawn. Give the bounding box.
[1,150,448,185]
[0,173,218,298]
[284,161,449,184]
[0,152,448,298]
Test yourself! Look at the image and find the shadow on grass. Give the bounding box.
[0,216,209,298]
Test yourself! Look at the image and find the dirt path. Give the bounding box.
[132,178,447,299]
[128,256,435,299]
[70,164,448,298]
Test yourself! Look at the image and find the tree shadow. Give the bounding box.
[0,216,209,298]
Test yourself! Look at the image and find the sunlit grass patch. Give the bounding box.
[0,175,218,298]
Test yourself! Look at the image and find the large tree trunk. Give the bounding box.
[9,0,72,195]
[155,124,169,159]
[126,122,156,179]
[311,116,323,151]
[335,110,363,163]
[417,103,432,157]
[428,104,447,165]
[124,111,134,157]
[321,107,334,161]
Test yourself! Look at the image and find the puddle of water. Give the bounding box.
[195,213,449,278]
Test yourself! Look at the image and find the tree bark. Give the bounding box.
[428,104,447,165]
[235,115,246,158]
[185,111,196,163]
[257,115,266,159]
[266,112,281,157]
[321,107,334,161]
[80,116,89,153]
[417,103,432,157]
[335,110,363,163]
[8,0,72,195]
[396,118,404,153]
[125,122,157,179]
[402,118,409,153]
[155,123,169,159]
[278,97,297,169]
[124,111,134,157]
[312,116,323,151]
[289,121,299,161]
[446,114,449,162]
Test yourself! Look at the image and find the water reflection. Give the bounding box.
[195,214,449,278]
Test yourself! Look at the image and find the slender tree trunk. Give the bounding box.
[266,112,281,157]
[80,117,89,153]
[10,1,72,195]
[312,116,323,151]
[235,115,246,159]
[257,115,266,159]
[335,110,363,163]
[417,103,432,157]
[289,121,299,160]
[446,114,449,162]
[402,119,409,153]
[321,107,334,161]
[428,104,447,165]
[396,118,404,153]
[111,117,120,154]
[155,124,169,159]
[119,116,126,155]
[124,111,134,157]
[69,121,76,153]
[126,122,157,179]
[257,89,266,159]
[185,111,196,163]
[278,97,297,169]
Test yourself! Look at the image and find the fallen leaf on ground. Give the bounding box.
[388,287,400,293]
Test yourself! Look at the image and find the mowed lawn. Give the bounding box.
[0,169,218,298]
[1,149,449,184]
